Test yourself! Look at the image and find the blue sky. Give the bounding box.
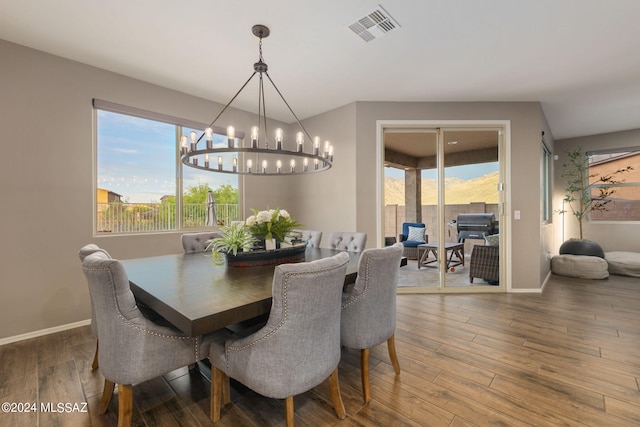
[98,110,498,203]
[97,111,236,203]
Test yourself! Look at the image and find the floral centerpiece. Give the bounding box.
[206,208,305,266]
[246,208,302,245]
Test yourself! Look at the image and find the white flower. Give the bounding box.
[279,209,290,219]
[256,210,271,224]
[245,215,256,226]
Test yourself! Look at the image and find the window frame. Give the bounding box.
[93,99,243,235]
[587,146,640,223]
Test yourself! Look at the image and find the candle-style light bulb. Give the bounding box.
[276,160,282,174]
[227,126,235,148]
[233,157,238,172]
[313,136,320,155]
[328,145,334,161]
[262,159,268,174]
[218,156,223,171]
[205,127,213,149]
[275,128,283,150]
[314,158,319,170]
[181,136,188,154]
[204,153,209,168]
[190,131,197,151]
[296,132,304,152]
[290,159,296,173]
[247,159,253,173]
[251,126,259,148]
[303,157,309,172]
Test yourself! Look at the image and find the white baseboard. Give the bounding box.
[510,287,543,294]
[0,319,91,346]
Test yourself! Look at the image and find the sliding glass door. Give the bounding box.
[382,121,506,293]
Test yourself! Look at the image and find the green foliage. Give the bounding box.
[212,184,238,205]
[183,183,213,205]
[246,208,302,242]
[206,222,257,264]
[163,182,238,206]
[557,146,633,239]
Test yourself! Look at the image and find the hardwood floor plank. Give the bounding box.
[345,364,456,426]
[604,395,640,425]
[434,370,581,427]
[0,339,38,427]
[347,400,424,426]
[38,360,92,427]
[2,273,640,426]
[391,333,496,387]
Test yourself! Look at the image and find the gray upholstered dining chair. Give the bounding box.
[340,242,404,403]
[208,252,350,427]
[292,229,322,248]
[326,231,367,252]
[181,231,222,253]
[78,243,112,371]
[81,251,214,427]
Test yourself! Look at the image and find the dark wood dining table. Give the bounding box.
[121,247,361,336]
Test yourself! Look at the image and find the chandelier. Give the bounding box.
[180,25,333,176]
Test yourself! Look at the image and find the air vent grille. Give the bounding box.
[348,5,400,42]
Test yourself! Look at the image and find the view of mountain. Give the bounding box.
[385,171,499,205]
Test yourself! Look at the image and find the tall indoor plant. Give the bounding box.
[557,146,632,256]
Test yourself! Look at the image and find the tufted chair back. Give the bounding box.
[327,231,367,252]
[181,231,221,253]
[78,244,112,370]
[208,252,350,424]
[81,251,214,427]
[293,229,322,248]
[340,242,404,402]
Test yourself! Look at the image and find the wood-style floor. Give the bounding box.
[1,273,639,426]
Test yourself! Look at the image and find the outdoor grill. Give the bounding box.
[456,213,498,242]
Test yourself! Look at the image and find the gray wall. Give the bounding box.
[0,40,293,339]
[554,129,640,252]
[1,38,557,340]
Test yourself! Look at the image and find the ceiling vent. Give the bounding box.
[348,5,400,42]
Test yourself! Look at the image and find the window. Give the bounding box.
[588,147,640,221]
[541,143,552,223]
[95,100,240,234]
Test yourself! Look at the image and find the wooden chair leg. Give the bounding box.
[360,348,371,403]
[117,384,133,427]
[210,366,223,422]
[98,379,115,414]
[91,340,99,370]
[285,396,294,427]
[387,334,401,374]
[328,368,346,419]
[222,372,231,405]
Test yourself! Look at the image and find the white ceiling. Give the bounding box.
[2,0,640,140]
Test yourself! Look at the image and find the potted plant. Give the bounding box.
[557,146,633,257]
[206,222,257,265]
[245,208,302,249]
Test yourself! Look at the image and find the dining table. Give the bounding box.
[121,247,361,336]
